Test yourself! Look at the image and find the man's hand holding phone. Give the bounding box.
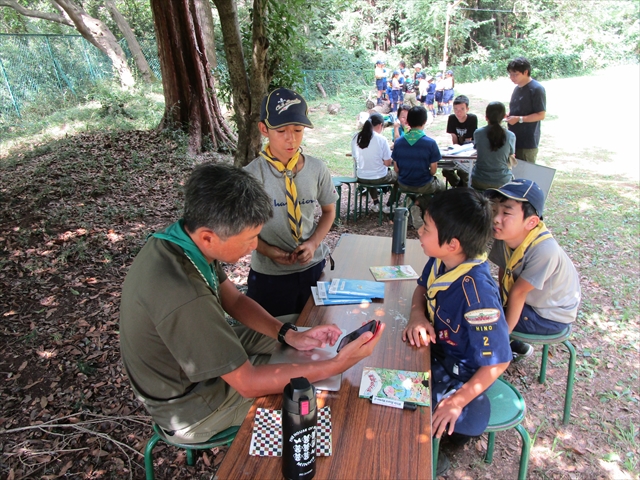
[334,320,384,368]
[336,320,381,352]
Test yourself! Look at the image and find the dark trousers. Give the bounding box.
[247,260,326,317]
[514,304,568,335]
[431,351,490,437]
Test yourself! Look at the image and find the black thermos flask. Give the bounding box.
[282,377,317,480]
[392,207,409,254]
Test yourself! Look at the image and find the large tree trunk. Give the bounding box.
[55,0,135,88]
[194,0,217,69]
[213,0,269,167]
[150,0,236,155]
[104,0,156,83]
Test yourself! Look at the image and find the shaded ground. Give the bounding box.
[1,67,639,480]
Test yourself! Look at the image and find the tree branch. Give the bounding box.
[0,0,73,26]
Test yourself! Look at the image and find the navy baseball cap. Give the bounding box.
[487,179,545,218]
[446,69,454,75]
[260,88,313,129]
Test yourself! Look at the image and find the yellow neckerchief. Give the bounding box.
[500,221,552,305]
[259,144,303,244]
[425,254,488,322]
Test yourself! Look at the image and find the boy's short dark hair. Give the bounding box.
[425,188,493,258]
[407,106,427,128]
[487,193,539,220]
[507,57,532,76]
[453,95,469,107]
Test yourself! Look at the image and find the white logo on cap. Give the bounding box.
[276,97,301,114]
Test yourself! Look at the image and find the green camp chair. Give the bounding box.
[432,378,531,480]
[332,176,357,223]
[144,423,239,480]
[510,325,576,424]
[354,182,394,225]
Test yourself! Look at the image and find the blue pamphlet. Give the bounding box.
[328,279,385,299]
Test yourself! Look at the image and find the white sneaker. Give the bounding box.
[382,205,390,214]
[371,203,380,213]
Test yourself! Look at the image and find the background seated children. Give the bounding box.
[391,106,445,227]
[245,88,338,317]
[487,179,581,359]
[402,188,511,453]
[393,104,410,141]
[351,113,398,213]
[119,163,384,445]
[443,95,478,188]
[472,101,516,191]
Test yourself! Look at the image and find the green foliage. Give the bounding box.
[454,53,585,83]
[298,46,371,72]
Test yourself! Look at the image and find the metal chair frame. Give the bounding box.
[144,423,239,480]
[510,325,576,424]
[432,378,531,480]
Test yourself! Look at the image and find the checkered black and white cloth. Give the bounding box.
[249,406,332,456]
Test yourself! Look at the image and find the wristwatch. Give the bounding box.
[278,322,298,344]
[519,116,523,123]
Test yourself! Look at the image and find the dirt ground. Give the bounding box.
[1,67,639,479]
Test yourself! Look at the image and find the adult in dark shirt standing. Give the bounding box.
[505,57,546,164]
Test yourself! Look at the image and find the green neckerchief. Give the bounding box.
[152,220,219,295]
[403,129,426,146]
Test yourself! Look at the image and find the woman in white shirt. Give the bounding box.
[351,113,398,213]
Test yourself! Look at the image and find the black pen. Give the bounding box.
[369,397,418,411]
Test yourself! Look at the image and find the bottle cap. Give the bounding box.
[283,377,316,414]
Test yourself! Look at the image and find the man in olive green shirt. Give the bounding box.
[119,164,384,444]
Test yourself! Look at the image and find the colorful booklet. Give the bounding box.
[311,287,372,306]
[328,279,385,299]
[359,367,430,408]
[369,265,419,282]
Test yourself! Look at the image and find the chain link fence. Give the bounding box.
[300,69,374,101]
[0,34,160,121]
[0,33,380,123]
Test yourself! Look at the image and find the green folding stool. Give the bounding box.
[432,378,531,480]
[144,423,239,480]
[510,325,576,424]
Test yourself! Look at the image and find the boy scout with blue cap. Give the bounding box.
[402,188,511,474]
[244,88,338,318]
[488,179,581,358]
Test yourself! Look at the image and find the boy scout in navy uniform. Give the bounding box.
[402,188,511,473]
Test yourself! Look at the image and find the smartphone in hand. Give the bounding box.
[336,320,381,352]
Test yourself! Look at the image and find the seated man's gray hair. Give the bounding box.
[183,163,273,239]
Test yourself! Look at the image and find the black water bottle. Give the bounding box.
[282,377,317,480]
[392,207,409,254]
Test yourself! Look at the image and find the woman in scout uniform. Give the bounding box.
[244,88,338,317]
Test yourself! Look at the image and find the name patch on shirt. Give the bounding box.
[464,308,501,325]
